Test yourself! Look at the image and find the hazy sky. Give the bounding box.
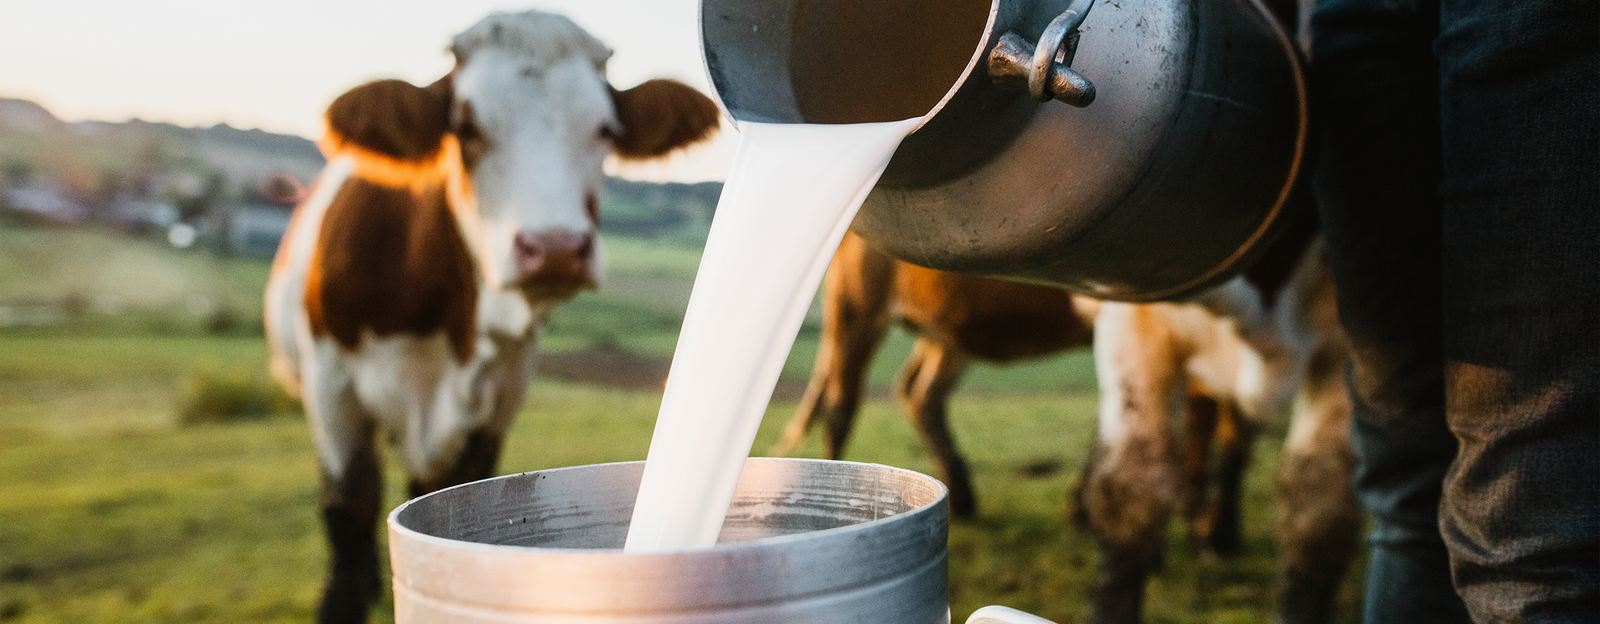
[0,0,738,181]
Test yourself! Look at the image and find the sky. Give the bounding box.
[0,0,738,181]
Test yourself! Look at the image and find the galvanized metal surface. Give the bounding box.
[388,458,950,623]
[699,0,1306,302]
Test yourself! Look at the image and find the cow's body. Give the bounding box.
[773,233,1258,549]
[772,232,1098,517]
[265,11,716,623]
[777,215,1356,622]
[1080,208,1361,623]
[267,159,539,493]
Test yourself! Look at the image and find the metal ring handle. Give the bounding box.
[988,0,1097,106]
[1028,0,1096,101]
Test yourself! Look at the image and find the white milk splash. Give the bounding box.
[625,118,921,552]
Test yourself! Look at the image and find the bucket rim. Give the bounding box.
[387,457,950,558]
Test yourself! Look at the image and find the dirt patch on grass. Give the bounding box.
[537,347,807,400]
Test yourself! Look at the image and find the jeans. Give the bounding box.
[1310,0,1599,621]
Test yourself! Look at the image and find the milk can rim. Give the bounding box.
[695,0,1002,134]
[387,457,951,558]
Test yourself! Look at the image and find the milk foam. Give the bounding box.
[624,118,922,552]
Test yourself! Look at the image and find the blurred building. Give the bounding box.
[1,179,92,223]
[205,171,306,258]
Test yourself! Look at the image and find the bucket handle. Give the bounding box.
[966,605,1061,624]
[987,0,1097,107]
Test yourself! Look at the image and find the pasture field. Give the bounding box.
[0,224,1366,623]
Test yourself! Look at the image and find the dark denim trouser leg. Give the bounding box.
[1310,0,1474,621]
[1437,0,1600,620]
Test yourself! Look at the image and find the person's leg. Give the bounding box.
[1436,0,1600,620]
[1310,0,1473,620]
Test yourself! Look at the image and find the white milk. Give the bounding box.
[625,118,922,552]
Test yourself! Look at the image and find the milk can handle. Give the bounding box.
[986,0,1097,107]
[965,605,1061,624]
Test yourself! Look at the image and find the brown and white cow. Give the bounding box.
[1079,206,1362,624]
[776,214,1357,622]
[263,11,717,623]
[771,231,1098,517]
[771,232,1258,552]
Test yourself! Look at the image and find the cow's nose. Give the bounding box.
[513,230,595,287]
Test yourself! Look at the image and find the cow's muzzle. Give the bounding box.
[512,229,597,298]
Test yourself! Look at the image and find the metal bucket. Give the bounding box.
[387,458,950,623]
[700,0,1305,301]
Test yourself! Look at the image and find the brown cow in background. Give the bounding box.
[771,232,1097,518]
[778,215,1358,623]
[1079,203,1361,624]
[772,232,1260,556]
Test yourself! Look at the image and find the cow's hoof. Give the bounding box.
[317,572,378,624]
[316,593,370,624]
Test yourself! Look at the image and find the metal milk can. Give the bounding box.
[699,0,1305,301]
[388,458,950,623]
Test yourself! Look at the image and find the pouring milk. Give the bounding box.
[625,118,921,552]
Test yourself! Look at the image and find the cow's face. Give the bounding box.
[321,11,719,302]
[450,47,616,297]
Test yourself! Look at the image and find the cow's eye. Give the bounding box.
[454,101,490,171]
[598,122,621,142]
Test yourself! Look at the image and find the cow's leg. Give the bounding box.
[789,312,888,460]
[408,428,507,498]
[817,320,889,460]
[774,372,830,457]
[1204,398,1256,556]
[1178,390,1220,547]
[895,338,976,518]
[318,432,383,624]
[773,333,834,458]
[1178,389,1255,556]
[1274,347,1361,624]
[773,243,892,459]
[1067,446,1095,531]
[1083,303,1184,624]
[301,344,383,624]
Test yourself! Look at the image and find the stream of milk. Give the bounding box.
[624,118,922,552]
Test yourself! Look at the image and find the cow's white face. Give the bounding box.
[318,11,718,304]
[453,48,614,299]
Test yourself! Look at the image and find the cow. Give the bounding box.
[1078,204,1362,624]
[263,11,719,623]
[771,231,1259,556]
[770,232,1092,518]
[774,215,1356,623]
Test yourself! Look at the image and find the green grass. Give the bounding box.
[0,226,1364,623]
[0,224,266,310]
[0,335,1364,624]
[0,221,270,338]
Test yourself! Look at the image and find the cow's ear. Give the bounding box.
[609,79,721,160]
[324,77,453,161]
